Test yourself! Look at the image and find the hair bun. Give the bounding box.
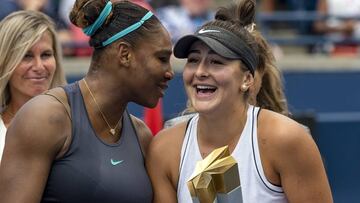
[69,0,109,28]
[215,0,256,27]
[237,0,256,27]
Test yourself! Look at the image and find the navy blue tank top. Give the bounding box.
[41,82,153,203]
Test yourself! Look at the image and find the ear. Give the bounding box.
[116,42,132,67]
[240,71,254,92]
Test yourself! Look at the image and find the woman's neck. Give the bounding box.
[197,103,248,157]
[81,75,128,124]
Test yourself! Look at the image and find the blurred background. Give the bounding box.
[1,0,358,202]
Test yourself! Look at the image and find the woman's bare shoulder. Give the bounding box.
[130,115,153,156]
[259,109,310,140]
[148,121,188,166]
[154,120,189,150]
[10,91,71,153]
[16,92,70,130]
[258,109,319,167]
[257,110,332,202]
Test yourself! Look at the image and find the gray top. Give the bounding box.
[41,82,153,203]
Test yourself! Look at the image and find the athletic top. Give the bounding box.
[0,117,6,162]
[177,105,288,203]
[41,82,153,203]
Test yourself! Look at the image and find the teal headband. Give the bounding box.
[83,1,112,36]
[101,11,153,47]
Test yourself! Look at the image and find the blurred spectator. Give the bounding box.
[259,0,317,32]
[258,0,319,54]
[156,0,214,43]
[0,0,73,55]
[131,0,154,11]
[58,0,91,56]
[150,0,177,9]
[259,0,314,12]
[314,0,360,55]
[58,0,73,26]
[0,10,67,161]
[0,0,67,31]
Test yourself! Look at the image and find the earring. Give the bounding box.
[241,85,248,92]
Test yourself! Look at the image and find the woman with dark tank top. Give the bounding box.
[0,0,174,202]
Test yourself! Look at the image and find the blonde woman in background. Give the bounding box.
[0,10,67,161]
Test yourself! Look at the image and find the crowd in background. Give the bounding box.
[0,1,356,202]
[0,0,360,57]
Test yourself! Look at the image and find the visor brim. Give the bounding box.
[173,35,240,59]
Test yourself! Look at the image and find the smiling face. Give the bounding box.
[183,40,252,114]
[8,31,56,103]
[129,27,174,108]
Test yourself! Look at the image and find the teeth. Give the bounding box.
[196,85,216,90]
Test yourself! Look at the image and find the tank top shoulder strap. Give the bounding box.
[251,106,284,193]
[43,88,71,120]
[179,114,198,173]
[121,109,146,159]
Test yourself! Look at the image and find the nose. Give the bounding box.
[32,56,45,71]
[164,64,174,81]
[194,61,209,78]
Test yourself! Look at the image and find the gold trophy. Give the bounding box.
[187,146,243,203]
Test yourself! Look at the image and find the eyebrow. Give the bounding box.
[188,49,218,55]
[188,49,201,55]
[26,48,54,53]
[43,49,54,53]
[156,49,172,55]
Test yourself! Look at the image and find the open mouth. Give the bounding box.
[157,83,169,97]
[158,83,168,91]
[195,85,217,95]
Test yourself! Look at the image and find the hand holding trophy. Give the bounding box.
[187,146,243,203]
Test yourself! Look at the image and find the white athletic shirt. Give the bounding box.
[177,105,289,203]
[0,117,7,162]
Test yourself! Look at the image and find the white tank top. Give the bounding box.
[177,105,289,203]
[0,117,7,162]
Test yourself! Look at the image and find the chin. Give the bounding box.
[146,102,158,108]
[192,100,220,114]
[193,107,211,114]
[138,98,159,108]
[30,88,48,96]
[191,104,212,113]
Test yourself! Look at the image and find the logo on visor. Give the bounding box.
[198,29,220,34]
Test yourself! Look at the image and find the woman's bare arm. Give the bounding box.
[260,110,333,203]
[146,123,187,203]
[0,95,71,203]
